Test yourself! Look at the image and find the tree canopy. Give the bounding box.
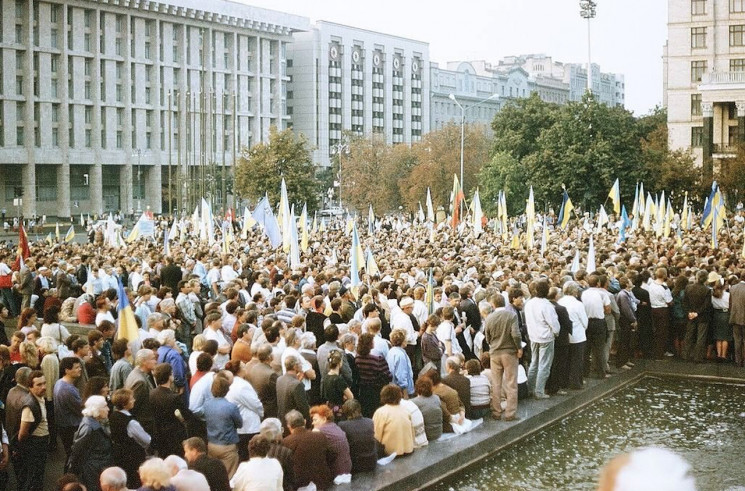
[234,126,320,211]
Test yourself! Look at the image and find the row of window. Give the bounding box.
[690,58,745,82]
[692,0,745,15]
[690,125,740,146]
[691,25,745,48]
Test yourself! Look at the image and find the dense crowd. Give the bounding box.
[0,205,743,491]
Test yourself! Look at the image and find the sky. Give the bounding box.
[238,0,668,116]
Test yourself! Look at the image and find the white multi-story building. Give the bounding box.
[287,21,429,167]
[430,59,571,130]
[0,0,308,217]
[664,0,745,180]
[496,54,625,107]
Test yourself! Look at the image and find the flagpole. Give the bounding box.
[168,90,173,217]
[221,91,226,213]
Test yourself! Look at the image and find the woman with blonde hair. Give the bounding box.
[69,395,112,491]
[138,457,176,491]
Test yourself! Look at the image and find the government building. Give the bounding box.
[665,0,745,180]
[0,0,308,217]
[286,21,429,167]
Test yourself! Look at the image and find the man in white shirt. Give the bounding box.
[647,267,674,358]
[230,435,283,491]
[559,281,589,390]
[390,297,418,362]
[581,274,611,378]
[524,280,560,399]
[163,455,210,491]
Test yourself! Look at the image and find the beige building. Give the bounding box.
[665,0,745,180]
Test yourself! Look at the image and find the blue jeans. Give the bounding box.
[528,340,555,397]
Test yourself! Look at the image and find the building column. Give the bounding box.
[57,162,71,219]
[702,102,713,183]
[737,101,745,144]
[121,163,133,216]
[90,162,103,218]
[148,164,162,214]
[22,164,36,218]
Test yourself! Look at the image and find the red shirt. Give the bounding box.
[78,302,96,325]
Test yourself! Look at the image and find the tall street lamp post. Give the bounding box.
[132,149,144,214]
[580,1,597,94]
[448,93,499,217]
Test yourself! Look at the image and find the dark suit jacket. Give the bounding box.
[276,373,310,428]
[460,297,482,332]
[442,372,471,418]
[247,362,278,419]
[283,428,334,490]
[190,454,231,491]
[149,385,190,456]
[551,301,573,347]
[160,264,183,296]
[305,311,328,345]
[124,368,156,432]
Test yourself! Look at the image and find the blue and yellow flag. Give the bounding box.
[558,189,574,230]
[116,278,139,342]
[608,178,620,215]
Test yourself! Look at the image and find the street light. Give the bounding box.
[580,0,597,95]
[132,149,144,214]
[448,93,499,218]
[330,142,349,209]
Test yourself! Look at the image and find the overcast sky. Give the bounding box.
[238,0,667,115]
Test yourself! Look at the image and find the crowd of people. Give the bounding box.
[0,203,742,491]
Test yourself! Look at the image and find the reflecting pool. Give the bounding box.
[432,377,745,491]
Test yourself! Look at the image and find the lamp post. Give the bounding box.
[132,149,143,214]
[448,93,499,217]
[330,142,349,209]
[580,1,597,95]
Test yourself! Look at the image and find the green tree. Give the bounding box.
[492,93,560,159]
[234,126,320,211]
[478,152,528,215]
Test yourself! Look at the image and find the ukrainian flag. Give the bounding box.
[116,278,139,342]
[64,225,75,243]
[558,189,574,230]
[608,178,620,215]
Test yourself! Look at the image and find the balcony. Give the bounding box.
[699,72,745,95]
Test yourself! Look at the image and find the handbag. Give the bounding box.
[0,274,11,289]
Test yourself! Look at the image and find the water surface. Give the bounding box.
[432,377,745,491]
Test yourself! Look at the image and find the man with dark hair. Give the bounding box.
[282,410,334,490]
[109,338,132,392]
[16,370,49,491]
[582,274,611,378]
[71,338,90,392]
[276,357,310,430]
[183,436,231,491]
[246,344,278,419]
[150,363,191,457]
[6,366,32,486]
[305,296,327,346]
[54,357,83,458]
[203,374,242,478]
[160,256,183,300]
[524,279,560,399]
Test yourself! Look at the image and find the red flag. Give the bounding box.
[12,225,30,271]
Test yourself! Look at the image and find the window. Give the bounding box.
[115,38,122,56]
[36,168,57,201]
[15,24,23,43]
[52,128,59,147]
[691,94,702,115]
[51,5,59,23]
[731,25,745,46]
[70,167,90,200]
[732,59,745,71]
[691,27,706,48]
[16,76,23,95]
[733,0,745,12]
[84,81,91,99]
[85,129,91,147]
[691,126,704,146]
[84,10,91,28]
[16,126,24,146]
[691,60,707,82]
[51,28,58,48]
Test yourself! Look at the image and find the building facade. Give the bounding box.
[496,54,625,107]
[0,0,308,218]
[664,0,745,179]
[287,21,429,167]
[430,60,571,130]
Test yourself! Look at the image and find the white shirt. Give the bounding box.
[436,320,461,354]
[204,328,230,370]
[524,297,560,344]
[412,300,428,327]
[581,288,609,320]
[391,308,417,346]
[226,377,264,435]
[171,469,210,491]
[230,457,283,491]
[558,295,588,344]
[189,371,216,420]
[371,334,390,358]
[647,281,673,309]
